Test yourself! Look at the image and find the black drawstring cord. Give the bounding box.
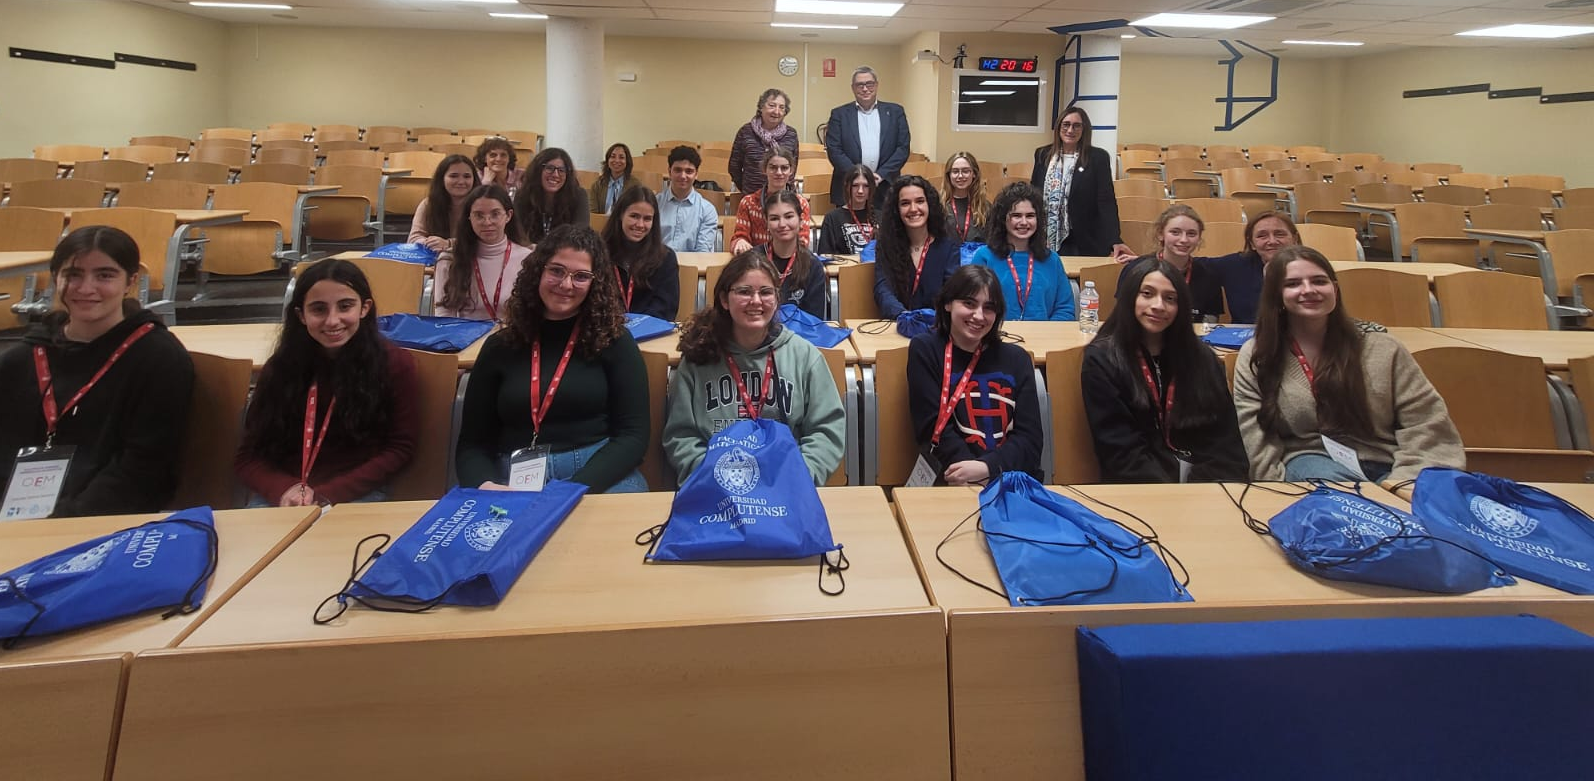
[635,522,668,561]
[162,518,219,619]
[855,318,896,335]
[1064,485,1192,595]
[818,548,849,595]
[1220,481,1313,536]
[934,483,1121,604]
[0,576,45,649]
[313,533,391,625]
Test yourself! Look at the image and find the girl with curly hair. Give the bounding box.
[970,182,1075,321]
[873,174,959,317]
[512,147,590,244]
[455,224,649,493]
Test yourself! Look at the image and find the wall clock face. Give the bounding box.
[778,55,799,77]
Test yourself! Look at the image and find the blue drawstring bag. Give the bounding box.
[1262,484,1513,594]
[1201,326,1255,349]
[625,312,676,342]
[859,240,877,263]
[377,313,495,352]
[958,472,1192,607]
[368,242,439,266]
[895,308,936,339]
[959,241,983,266]
[778,303,851,348]
[1,507,218,646]
[640,419,846,592]
[1413,468,1594,594]
[315,484,587,621]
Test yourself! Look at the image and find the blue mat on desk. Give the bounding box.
[1077,615,1594,781]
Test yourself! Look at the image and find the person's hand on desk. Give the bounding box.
[421,236,452,253]
[279,483,316,507]
[943,460,990,486]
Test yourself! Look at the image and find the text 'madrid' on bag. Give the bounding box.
[1,507,218,646]
[1261,483,1513,594]
[640,419,847,593]
[377,313,495,353]
[777,303,851,349]
[315,483,587,622]
[624,312,677,342]
[947,472,1191,607]
[1412,468,1594,594]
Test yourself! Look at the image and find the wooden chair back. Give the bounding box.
[1544,230,1594,299]
[1218,166,1268,193]
[33,144,105,166]
[197,136,252,151]
[835,263,881,321]
[1112,178,1164,199]
[1114,195,1165,223]
[820,347,850,486]
[317,164,383,207]
[239,163,312,185]
[1230,192,1279,224]
[1202,221,1246,255]
[108,145,178,166]
[1447,172,1507,190]
[1391,201,1469,258]
[363,128,408,147]
[1488,187,1554,208]
[350,256,426,315]
[173,352,253,510]
[115,179,209,210]
[0,207,68,250]
[382,176,430,218]
[1293,181,1355,222]
[1164,144,1202,158]
[1508,174,1565,191]
[1433,270,1548,329]
[1411,347,1556,448]
[152,160,231,185]
[73,159,150,185]
[1413,162,1463,175]
[1170,197,1242,224]
[637,350,674,490]
[1340,152,1384,169]
[873,346,917,485]
[259,125,309,141]
[1470,203,1544,231]
[387,151,446,175]
[1079,263,1122,323]
[130,135,192,151]
[1296,223,1361,262]
[189,142,250,169]
[212,182,298,237]
[675,263,701,321]
[257,147,316,168]
[314,124,361,142]
[432,143,477,158]
[1351,182,1413,204]
[410,127,453,139]
[1383,170,1442,189]
[1421,184,1486,207]
[68,208,179,293]
[1553,207,1594,230]
[325,149,385,169]
[387,348,460,500]
[1119,220,1156,255]
[1045,346,1101,484]
[378,141,428,155]
[1334,266,1432,327]
[9,178,106,208]
[1562,188,1594,209]
[414,133,457,147]
[0,157,61,182]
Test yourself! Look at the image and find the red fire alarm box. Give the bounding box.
[823,58,836,77]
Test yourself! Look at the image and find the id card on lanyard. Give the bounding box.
[511,326,580,491]
[726,351,777,420]
[1291,338,1368,480]
[4,323,156,520]
[1138,351,1193,482]
[909,341,981,488]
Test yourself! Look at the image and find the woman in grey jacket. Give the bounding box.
[663,251,846,486]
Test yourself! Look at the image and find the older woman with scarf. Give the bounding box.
[729,88,800,195]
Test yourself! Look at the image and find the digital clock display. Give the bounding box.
[978,57,1038,73]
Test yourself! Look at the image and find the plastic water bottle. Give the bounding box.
[1079,281,1100,335]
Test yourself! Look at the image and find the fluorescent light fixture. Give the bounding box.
[980,80,1039,86]
[452,0,519,4]
[1456,24,1594,38]
[959,100,987,105]
[1283,39,1364,46]
[189,2,293,8]
[771,22,859,29]
[774,0,903,18]
[1121,34,1136,39]
[490,12,548,19]
[961,90,1015,96]
[1130,13,1272,29]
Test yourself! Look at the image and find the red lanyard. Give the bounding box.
[529,325,581,443]
[725,351,777,420]
[33,322,155,448]
[1137,352,1177,451]
[1290,339,1317,399]
[846,206,874,242]
[910,239,932,298]
[615,266,634,311]
[1004,254,1035,312]
[955,200,973,240]
[474,244,510,321]
[768,246,797,282]
[932,340,982,446]
[301,383,336,485]
[1160,253,1195,285]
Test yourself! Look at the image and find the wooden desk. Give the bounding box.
[1330,259,1474,283]
[1063,254,1120,281]
[116,488,949,781]
[173,322,491,370]
[1386,326,1486,353]
[891,483,1594,781]
[1463,227,1558,299]
[0,506,316,781]
[1426,327,1594,370]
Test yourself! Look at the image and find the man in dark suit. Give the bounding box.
[824,66,911,208]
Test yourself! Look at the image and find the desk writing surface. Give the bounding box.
[0,506,317,663]
[1463,227,1547,241]
[1063,255,1120,280]
[675,251,733,271]
[179,486,928,648]
[892,482,1570,611]
[1387,326,1481,353]
[0,250,52,277]
[1330,260,1474,281]
[175,322,490,370]
[845,318,1087,365]
[1425,328,1594,369]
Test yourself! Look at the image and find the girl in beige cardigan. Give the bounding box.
[1232,246,1463,493]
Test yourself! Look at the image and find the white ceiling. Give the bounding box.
[135,0,1594,56]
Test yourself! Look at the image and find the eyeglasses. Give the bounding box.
[731,286,778,300]
[853,80,877,89]
[469,209,507,222]
[767,164,792,174]
[541,164,569,175]
[544,265,595,286]
[1059,122,1085,131]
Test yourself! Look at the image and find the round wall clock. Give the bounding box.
[778,55,799,77]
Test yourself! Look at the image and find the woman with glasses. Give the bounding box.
[816,164,876,256]
[513,147,590,245]
[433,185,529,321]
[474,137,522,196]
[874,175,959,318]
[729,88,799,196]
[971,183,1075,321]
[730,146,810,255]
[940,152,989,244]
[588,143,641,215]
[1028,107,1129,258]
[408,154,480,253]
[455,225,650,493]
[753,190,826,318]
[664,251,846,486]
[906,265,1043,485]
[601,185,680,319]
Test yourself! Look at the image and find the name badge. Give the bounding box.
[507,446,550,492]
[1320,435,1369,481]
[906,455,939,488]
[3,446,75,521]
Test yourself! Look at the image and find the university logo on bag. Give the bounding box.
[1470,496,1539,539]
[48,532,129,575]
[465,505,513,552]
[714,446,761,496]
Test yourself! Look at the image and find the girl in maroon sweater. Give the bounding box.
[235,259,419,506]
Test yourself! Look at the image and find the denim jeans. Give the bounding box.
[498,438,648,494]
[1284,452,1392,483]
